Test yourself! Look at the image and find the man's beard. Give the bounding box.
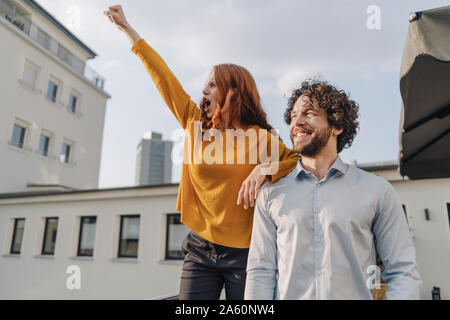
[292,125,332,157]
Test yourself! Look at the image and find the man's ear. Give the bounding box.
[333,127,344,136]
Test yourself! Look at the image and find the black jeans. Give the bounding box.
[179,231,249,300]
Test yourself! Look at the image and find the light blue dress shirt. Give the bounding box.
[245,156,421,300]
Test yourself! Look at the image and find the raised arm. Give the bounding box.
[104,5,201,129]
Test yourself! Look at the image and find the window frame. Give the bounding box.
[41,217,59,256]
[77,216,97,257]
[10,118,32,151]
[60,139,75,164]
[21,60,40,90]
[117,215,140,258]
[46,80,58,103]
[60,143,71,163]
[68,89,81,114]
[11,123,27,149]
[165,213,188,261]
[38,133,50,157]
[68,93,77,113]
[46,76,62,104]
[36,27,52,50]
[10,218,26,255]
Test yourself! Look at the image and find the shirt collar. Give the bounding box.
[295,155,348,179]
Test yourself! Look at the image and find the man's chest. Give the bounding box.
[268,181,380,236]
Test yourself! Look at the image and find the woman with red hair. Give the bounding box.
[105,5,299,300]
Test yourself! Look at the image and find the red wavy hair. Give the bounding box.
[201,63,276,136]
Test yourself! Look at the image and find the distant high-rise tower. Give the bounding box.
[135,131,173,186]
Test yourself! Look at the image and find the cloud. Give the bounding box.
[37,0,132,51]
[36,0,412,80]
[275,66,321,97]
[184,69,211,98]
[30,0,450,188]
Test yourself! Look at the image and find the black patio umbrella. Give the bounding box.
[399,5,450,180]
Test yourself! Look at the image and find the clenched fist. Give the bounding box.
[104,5,128,30]
[104,5,142,44]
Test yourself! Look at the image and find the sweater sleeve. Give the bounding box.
[263,131,300,183]
[131,39,202,129]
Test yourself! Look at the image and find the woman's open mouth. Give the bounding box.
[201,97,212,113]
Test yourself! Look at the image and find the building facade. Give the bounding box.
[0,0,110,194]
[359,161,450,300]
[135,131,173,186]
[0,162,449,300]
[0,184,189,299]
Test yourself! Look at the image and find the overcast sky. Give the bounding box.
[37,0,449,188]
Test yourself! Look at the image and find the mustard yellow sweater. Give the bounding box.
[132,39,299,248]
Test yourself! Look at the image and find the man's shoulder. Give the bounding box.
[347,165,392,190]
[261,168,296,196]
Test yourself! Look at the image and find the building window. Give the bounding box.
[22,61,39,89]
[118,215,140,258]
[68,93,77,113]
[60,142,71,163]
[46,80,58,103]
[165,214,189,260]
[2,1,31,33]
[36,28,51,50]
[38,134,50,157]
[77,216,97,257]
[10,218,25,254]
[57,44,71,65]
[42,217,58,255]
[10,123,26,149]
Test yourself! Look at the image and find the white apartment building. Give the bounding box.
[0,183,187,300]
[0,0,110,194]
[0,162,449,300]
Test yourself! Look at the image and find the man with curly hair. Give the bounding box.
[245,80,421,300]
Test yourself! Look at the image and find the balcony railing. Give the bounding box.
[0,0,105,91]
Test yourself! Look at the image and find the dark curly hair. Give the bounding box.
[284,79,360,153]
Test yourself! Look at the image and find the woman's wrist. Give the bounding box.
[122,22,142,45]
[258,163,276,176]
